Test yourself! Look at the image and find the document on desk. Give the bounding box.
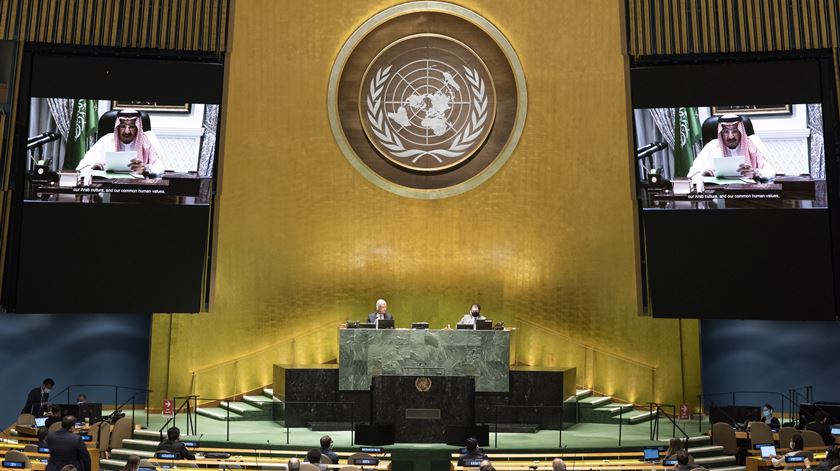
[90,170,144,179]
[703,176,755,185]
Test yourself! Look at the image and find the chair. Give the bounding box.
[701,115,756,146]
[89,421,111,454]
[16,414,35,426]
[4,450,32,468]
[22,444,38,452]
[320,455,333,464]
[300,464,321,471]
[690,468,709,471]
[712,422,739,456]
[778,427,799,449]
[801,430,824,449]
[109,416,132,450]
[139,460,155,468]
[98,110,152,138]
[48,421,63,433]
[749,421,774,448]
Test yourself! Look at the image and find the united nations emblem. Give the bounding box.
[415,376,433,392]
[329,2,527,199]
[361,35,495,172]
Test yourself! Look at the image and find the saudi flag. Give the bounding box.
[673,107,702,177]
[63,99,98,170]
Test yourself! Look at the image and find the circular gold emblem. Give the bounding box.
[415,376,433,392]
[360,35,496,172]
[329,2,527,199]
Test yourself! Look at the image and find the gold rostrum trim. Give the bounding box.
[327,0,528,200]
[356,33,497,173]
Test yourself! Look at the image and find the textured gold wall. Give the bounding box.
[149,0,701,409]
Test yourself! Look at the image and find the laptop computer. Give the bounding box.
[34,417,47,427]
[830,425,840,436]
[642,447,661,461]
[759,444,776,459]
[712,157,743,178]
[104,151,137,172]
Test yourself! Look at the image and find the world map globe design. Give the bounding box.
[360,35,496,172]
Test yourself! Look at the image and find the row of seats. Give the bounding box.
[16,413,134,454]
[712,421,829,455]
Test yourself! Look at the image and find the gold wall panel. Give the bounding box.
[149,0,702,409]
[627,0,840,55]
[0,0,229,52]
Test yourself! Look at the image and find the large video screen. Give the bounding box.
[1,50,224,313]
[633,103,826,209]
[630,56,839,320]
[25,97,218,204]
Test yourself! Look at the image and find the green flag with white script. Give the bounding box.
[673,107,702,177]
[63,99,98,170]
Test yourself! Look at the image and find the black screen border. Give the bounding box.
[629,50,840,320]
[2,44,226,313]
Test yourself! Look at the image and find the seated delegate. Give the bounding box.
[76,108,165,176]
[368,298,394,323]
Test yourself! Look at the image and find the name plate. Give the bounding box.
[405,408,441,419]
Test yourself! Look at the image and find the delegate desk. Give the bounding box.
[338,328,510,392]
[746,454,825,471]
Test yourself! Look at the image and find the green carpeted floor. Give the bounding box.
[124,410,710,451]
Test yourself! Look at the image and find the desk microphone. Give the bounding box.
[636,142,668,160]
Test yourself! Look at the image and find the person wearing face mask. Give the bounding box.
[22,378,55,416]
[760,403,781,429]
[457,304,486,326]
[770,433,811,467]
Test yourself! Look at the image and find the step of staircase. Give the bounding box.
[111,448,156,459]
[196,406,247,421]
[678,445,723,458]
[685,435,712,445]
[121,438,160,451]
[565,388,593,402]
[623,409,657,425]
[220,401,271,420]
[133,429,165,440]
[576,395,613,408]
[242,394,277,420]
[101,459,127,471]
[263,388,274,399]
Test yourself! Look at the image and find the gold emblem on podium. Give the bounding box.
[328,1,527,199]
[415,376,433,392]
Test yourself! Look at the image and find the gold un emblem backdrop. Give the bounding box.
[328,1,528,199]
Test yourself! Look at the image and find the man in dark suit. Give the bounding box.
[45,416,90,471]
[157,426,195,460]
[22,378,55,416]
[461,437,487,461]
[367,299,394,323]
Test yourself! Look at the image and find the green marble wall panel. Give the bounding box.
[339,328,510,392]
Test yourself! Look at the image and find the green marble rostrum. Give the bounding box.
[338,328,510,392]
